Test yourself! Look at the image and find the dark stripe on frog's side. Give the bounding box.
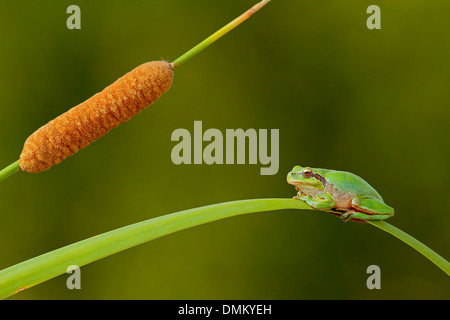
[313,172,355,210]
[313,173,327,187]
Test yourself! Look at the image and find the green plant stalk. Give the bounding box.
[0,198,448,299]
[367,220,450,276]
[0,199,310,299]
[0,160,20,183]
[171,0,271,67]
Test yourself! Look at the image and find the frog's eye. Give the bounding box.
[302,168,313,178]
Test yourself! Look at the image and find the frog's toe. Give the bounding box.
[293,193,303,200]
[339,211,355,222]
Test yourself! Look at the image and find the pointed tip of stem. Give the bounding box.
[247,0,272,17]
[171,0,272,67]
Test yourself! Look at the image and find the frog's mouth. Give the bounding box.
[287,172,327,188]
[287,173,327,189]
[287,180,322,188]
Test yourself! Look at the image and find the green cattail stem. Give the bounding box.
[0,160,20,183]
[171,0,271,67]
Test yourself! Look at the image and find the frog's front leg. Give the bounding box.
[296,192,335,210]
[341,195,394,222]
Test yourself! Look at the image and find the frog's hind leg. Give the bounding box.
[340,210,394,222]
[341,195,394,222]
[352,195,394,215]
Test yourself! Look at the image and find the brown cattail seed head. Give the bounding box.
[20,61,174,173]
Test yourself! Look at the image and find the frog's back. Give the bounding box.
[321,169,383,200]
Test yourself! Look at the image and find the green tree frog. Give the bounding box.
[287,166,394,222]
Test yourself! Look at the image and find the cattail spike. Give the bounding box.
[20,61,174,173]
[14,0,271,176]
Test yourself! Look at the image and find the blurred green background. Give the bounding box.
[0,0,449,299]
